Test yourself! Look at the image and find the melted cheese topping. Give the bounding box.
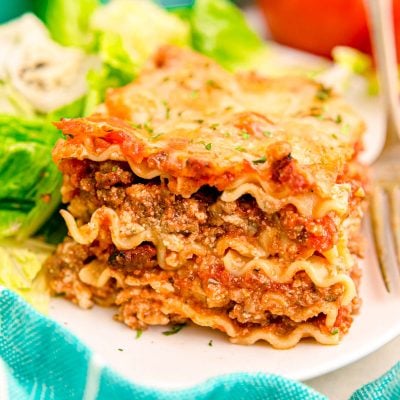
[53,46,365,204]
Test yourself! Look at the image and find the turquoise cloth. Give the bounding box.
[0,289,399,400]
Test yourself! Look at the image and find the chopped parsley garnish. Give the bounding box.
[341,123,351,135]
[150,133,164,141]
[208,340,213,347]
[135,329,143,339]
[252,156,267,164]
[162,323,187,336]
[262,130,272,137]
[162,100,170,119]
[191,90,199,99]
[335,114,343,124]
[143,123,154,133]
[331,327,339,335]
[235,146,245,152]
[315,85,332,101]
[205,143,212,150]
[331,133,338,140]
[210,123,219,130]
[206,79,220,89]
[241,131,250,140]
[117,348,123,352]
[112,166,118,172]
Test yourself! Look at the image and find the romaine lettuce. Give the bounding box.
[0,239,53,313]
[33,0,99,49]
[177,0,264,71]
[83,0,190,113]
[0,115,62,241]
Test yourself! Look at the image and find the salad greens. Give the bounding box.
[332,46,378,95]
[0,239,53,313]
[0,115,62,241]
[179,0,264,70]
[33,0,98,49]
[85,0,190,112]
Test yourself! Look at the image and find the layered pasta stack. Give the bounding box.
[46,46,366,348]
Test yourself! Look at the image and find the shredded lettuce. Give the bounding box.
[33,0,99,49]
[332,46,378,95]
[0,115,62,241]
[0,239,52,313]
[83,0,189,113]
[176,0,264,71]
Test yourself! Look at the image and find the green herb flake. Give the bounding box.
[252,156,267,165]
[150,133,164,141]
[335,114,343,124]
[208,340,213,347]
[235,146,245,152]
[331,327,339,335]
[162,323,187,336]
[224,132,231,137]
[130,123,142,129]
[112,166,118,172]
[205,143,212,151]
[210,123,219,130]
[191,90,199,99]
[315,85,332,101]
[331,133,338,140]
[135,329,143,339]
[341,123,351,135]
[262,130,272,137]
[241,131,250,140]
[206,79,220,89]
[117,348,123,352]
[143,123,154,134]
[162,100,170,120]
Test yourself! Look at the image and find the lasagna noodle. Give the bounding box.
[48,46,367,348]
[61,206,356,309]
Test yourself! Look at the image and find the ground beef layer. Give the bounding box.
[45,159,362,345]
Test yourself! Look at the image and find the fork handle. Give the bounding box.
[365,0,400,146]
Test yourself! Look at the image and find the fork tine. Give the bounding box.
[370,185,391,292]
[388,184,400,268]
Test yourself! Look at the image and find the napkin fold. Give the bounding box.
[0,289,398,400]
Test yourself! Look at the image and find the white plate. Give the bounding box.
[49,45,400,389]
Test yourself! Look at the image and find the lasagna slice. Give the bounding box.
[46,46,366,348]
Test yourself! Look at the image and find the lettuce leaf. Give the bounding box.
[332,46,378,95]
[84,0,190,113]
[177,0,264,71]
[0,239,52,313]
[0,115,62,241]
[32,0,99,49]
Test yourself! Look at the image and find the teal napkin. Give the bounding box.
[0,289,399,400]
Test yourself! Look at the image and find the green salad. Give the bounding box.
[0,0,375,312]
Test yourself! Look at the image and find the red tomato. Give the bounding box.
[258,0,400,60]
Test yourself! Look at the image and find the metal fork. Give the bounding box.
[366,0,400,292]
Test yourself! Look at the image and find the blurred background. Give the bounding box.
[2,0,399,62]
